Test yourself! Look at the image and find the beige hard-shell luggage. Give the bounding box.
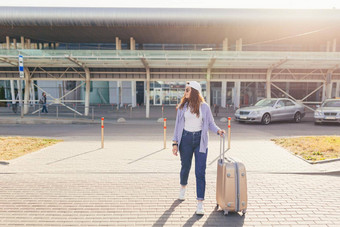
[216,135,247,215]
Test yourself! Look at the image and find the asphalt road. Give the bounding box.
[0,119,338,142]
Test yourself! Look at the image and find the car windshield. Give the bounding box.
[255,99,277,107]
[322,100,340,107]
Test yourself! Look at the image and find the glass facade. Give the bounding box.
[149,81,207,105]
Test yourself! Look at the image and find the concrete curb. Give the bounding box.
[0,117,96,125]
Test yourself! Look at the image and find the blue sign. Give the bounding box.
[18,55,24,78]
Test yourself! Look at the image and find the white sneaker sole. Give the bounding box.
[196,210,204,215]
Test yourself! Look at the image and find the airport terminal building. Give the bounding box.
[0,7,340,117]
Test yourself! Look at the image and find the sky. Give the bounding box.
[0,0,340,9]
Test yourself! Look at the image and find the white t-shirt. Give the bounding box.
[184,106,203,132]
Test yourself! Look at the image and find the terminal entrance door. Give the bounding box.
[212,89,221,106]
[154,88,162,105]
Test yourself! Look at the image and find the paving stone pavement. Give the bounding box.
[1,136,340,226]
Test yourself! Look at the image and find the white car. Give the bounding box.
[234,98,305,125]
[314,99,340,124]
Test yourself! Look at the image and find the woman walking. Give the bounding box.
[172,81,225,215]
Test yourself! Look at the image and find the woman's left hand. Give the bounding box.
[217,130,226,136]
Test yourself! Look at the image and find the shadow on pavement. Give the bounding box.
[46,148,102,165]
[0,161,9,165]
[203,208,245,227]
[182,213,203,226]
[128,148,165,164]
[152,200,183,227]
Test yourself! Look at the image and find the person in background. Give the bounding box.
[41,92,48,113]
[172,81,225,215]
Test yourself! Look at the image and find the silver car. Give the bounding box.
[235,98,305,125]
[314,99,340,124]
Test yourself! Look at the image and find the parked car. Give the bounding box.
[314,99,340,124]
[234,98,305,125]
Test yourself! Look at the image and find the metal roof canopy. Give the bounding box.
[1,50,340,70]
[1,7,340,45]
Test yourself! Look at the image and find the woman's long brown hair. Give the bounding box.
[177,87,205,117]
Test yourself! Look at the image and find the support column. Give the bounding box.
[116,81,120,107]
[6,36,10,49]
[17,80,23,109]
[255,82,259,101]
[146,69,150,118]
[20,36,25,49]
[10,80,16,104]
[222,38,228,51]
[23,68,31,114]
[285,82,290,98]
[322,83,326,101]
[236,38,243,51]
[115,37,121,50]
[206,69,211,106]
[84,68,90,116]
[130,37,135,50]
[131,81,136,107]
[238,38,242,51]
[221,81,227,108]
[325,70,332,99]
[335,82,340,97]
[266,69,272,98]
[119,81,123,107]
[13,39,17,49]
[27,39,31,49]
[30,81,35,104]
[326,41,331,52]
[12,38,19,106]
[234,81,241,109]
[332,38,337,52]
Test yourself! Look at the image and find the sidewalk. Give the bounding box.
[1,136,339,226]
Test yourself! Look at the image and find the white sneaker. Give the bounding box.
[196,202,204,215]
[178,187,186,200]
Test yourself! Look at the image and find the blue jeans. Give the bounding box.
[41,104,48,113]
[179,129,208,200]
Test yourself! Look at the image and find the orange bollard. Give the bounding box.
[101,117,104,148]
[164,118,167,149]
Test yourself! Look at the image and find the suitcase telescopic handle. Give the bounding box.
[220,134,225,160]
[220,117,231,160]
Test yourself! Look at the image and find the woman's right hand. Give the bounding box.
[172,145,178,156]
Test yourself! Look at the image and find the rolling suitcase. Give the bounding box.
[216,135,247,215]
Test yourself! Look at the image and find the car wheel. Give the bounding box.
[261,113,271,125]
[294,112,302,123]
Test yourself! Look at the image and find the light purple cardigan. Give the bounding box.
[172,102,220,153]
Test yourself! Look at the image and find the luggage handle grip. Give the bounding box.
[220,118,231,160]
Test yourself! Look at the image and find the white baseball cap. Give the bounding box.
[186,81,202,94]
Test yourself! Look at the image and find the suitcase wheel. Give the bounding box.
[223,210,229,216]
[242,209,247,216]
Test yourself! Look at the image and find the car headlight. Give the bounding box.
[249,111,260,116]
[314,111,323,116]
